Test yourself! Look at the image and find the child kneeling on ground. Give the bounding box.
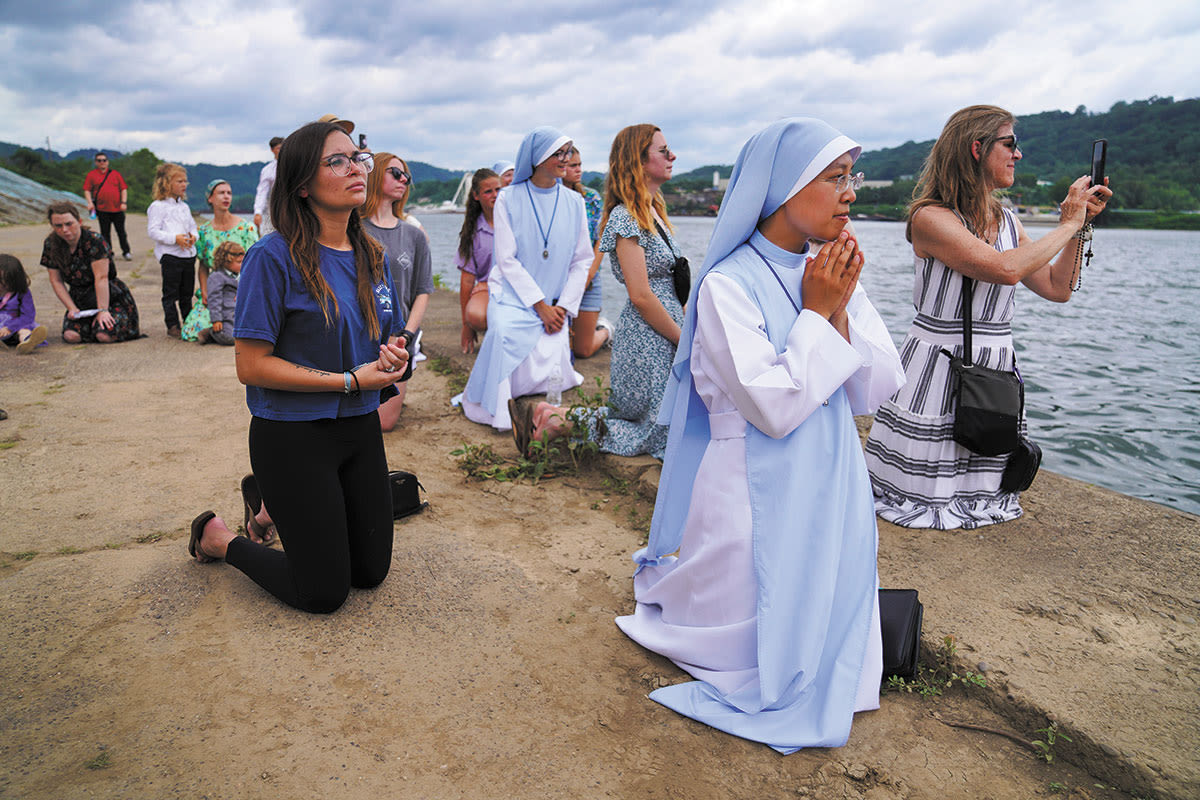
[0,254,48,354]
[199,241,244,345]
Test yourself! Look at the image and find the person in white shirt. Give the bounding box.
[253,137,283,235]
[146,163,198,338]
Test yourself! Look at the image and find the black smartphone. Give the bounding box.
[1090,139,1107,188]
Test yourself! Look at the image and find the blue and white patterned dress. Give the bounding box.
[595,204,683,459]
[865,207,1025,529]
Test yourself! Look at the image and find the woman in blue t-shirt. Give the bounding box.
[187,119,410,613]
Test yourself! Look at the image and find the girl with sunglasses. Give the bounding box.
[188,120,409,614]
[616,118,904,752]
[864,105,1111,530]
[460,126,593,431]
[362,153,433,430]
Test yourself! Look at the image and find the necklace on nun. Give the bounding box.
[525,182,560,259]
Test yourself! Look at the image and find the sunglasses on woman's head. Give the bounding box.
[386,167,412,185]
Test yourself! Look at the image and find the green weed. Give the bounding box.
[84,750,111,770]
[1032,722,1072,764]
[135,531,165,544]
[0,441,16,451]
[883,635,988,697]
[15,551,37,561]
[56,546,85,555]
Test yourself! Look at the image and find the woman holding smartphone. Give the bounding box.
[188,119,409,614]
[864,104,1111,530]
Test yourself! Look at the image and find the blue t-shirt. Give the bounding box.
[235,232,402,421]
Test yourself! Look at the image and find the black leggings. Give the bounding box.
[226,412,393,613]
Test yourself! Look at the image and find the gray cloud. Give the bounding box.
[1,0,1198,171]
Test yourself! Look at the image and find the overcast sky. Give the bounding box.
[3,0,1198,172]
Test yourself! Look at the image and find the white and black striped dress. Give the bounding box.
[865,207,1024,529]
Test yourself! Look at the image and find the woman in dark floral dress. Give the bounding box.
[41,202,140,342]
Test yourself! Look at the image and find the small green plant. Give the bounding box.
[1048,781,1067,794]
[1032,722,1072,764]
[104,542,123,550]
[15,551,37,561]
[135,531,165,544]
[427,355,468,394]
[42,383,66,395]
[0,441,16,451]
[883,635,987,697]
[84,750,111,770]
[431,272,447,289]
[452,382,611,485]
[56,546,85,555]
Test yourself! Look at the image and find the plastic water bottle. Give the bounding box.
[546,363,563,406]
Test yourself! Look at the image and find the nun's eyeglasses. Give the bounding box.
[550,147,572,162]
[386,167,412,185]
[827,172,865,193]
[322,152,374,176]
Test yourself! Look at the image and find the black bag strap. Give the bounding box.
[949,209,979,367]
[91,168,112,199]
[653,219,677,258]
[960,274,975,367]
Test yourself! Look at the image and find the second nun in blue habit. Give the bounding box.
[615,118,906,753]
[461,127,593,430]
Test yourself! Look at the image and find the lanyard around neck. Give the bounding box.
[747,241,802,316]
[524,182,560,260]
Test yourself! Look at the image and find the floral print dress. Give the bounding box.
[182,219,258,341]
[594,204,684,459]
[40,229,140,342]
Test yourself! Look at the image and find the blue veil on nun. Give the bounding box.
[510,127,570,185]
[631,118,876,753]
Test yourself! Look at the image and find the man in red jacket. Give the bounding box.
[83,152,131,260]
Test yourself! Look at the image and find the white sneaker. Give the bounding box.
[595,317,614,348]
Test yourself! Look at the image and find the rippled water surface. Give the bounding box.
[418,212,1200,515]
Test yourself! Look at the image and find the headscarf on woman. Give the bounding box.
[510,127,570,185]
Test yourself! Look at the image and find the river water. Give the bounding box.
[414,211,1200,516]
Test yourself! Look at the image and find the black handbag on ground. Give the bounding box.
[879,588,923,680]
[389,470,428,520]
[1000,436,1042,493]
[654,220,691,306]
[944,276,1024,457]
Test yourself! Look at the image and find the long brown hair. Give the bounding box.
[361,152,414,221]
[601,124,670,238]
[906,104,1015,242]
[458,168,498,263]
[269,121,387,338]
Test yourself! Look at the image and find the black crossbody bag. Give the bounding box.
[943,264,1041,490]
[653,220,691,306]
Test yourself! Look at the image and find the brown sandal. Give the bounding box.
[508,397,534,457]
[240,474,275,544]
[189,511,218,563]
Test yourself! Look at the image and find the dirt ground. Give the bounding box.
[1,216,1196,800]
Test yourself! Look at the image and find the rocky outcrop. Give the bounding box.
[0,166,86,225]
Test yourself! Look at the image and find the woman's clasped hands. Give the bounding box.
[354,340,410,390]
[802,231,862,334]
